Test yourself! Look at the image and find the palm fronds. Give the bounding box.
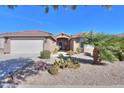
[44,6,49,14]
[82,31,124,63]
[100,48,118,62]
[71,5,77,10]
[53,5,59,11]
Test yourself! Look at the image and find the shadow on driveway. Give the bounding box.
[63,56,93,64]
[0,58,33,81]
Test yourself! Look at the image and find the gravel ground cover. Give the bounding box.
[1,53,124,88]
[18,54,124,88]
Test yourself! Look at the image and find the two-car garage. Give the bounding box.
[10,39,43,54]
[0,30,56,55]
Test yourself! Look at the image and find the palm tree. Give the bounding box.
[106,36,124,61]
[82,32,119,64]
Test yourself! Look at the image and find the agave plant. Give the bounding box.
[81,31,119,64]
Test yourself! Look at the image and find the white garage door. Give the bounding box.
[11,40,43,54]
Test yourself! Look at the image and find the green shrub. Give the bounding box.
[48,57,80,75]
[117,52,124,61]
[48,65,59,75]
[39,50,51,59]
[60,62,68,69]
[54,58,67,69]
[58,53,64,58]
[66,50,75,56]
[53,60,59,66]
[66,58,74,68]
[66,58,80,69]
[66,57,74,63]
[73,62,80,69]
[76,47,81,54]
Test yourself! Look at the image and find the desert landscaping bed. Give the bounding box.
[18,61,124,88]
[1,53,124,88]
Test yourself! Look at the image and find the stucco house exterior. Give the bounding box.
[0,30,87,55]
[0,30,56,54]
[56,33,84,52]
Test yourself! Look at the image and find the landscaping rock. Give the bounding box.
[0,58,33,81]
[0,58,38,88]
[0,82,18,88]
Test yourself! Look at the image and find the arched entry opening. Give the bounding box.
[56,33,70,51]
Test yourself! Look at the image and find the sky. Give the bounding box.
[0,5,124,35]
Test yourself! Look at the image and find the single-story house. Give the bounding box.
[0,30,93,55]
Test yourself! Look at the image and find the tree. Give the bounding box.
[1,5,112,14]
[106,36,124,61]
[81,31,121,64]
[43,5,112,13]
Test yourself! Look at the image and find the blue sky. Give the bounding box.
[0,5,124,35]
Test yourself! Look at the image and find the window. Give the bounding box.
[80,38,84,48]
[80,42,84,48]
[75,39,79,43]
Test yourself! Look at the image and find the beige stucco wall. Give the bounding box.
[0,38,4,48]
[4,38,10,54]
[73,39,80,52]
[0,38,4,54]
[44,37,56,53]
[70,38,84,52]
[69,39,73,51]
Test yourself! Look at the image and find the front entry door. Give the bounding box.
[58,42,62,50]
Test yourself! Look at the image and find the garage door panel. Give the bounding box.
[11,40,43,54]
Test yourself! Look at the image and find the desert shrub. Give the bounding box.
[66,50,75,56]
[48,57,80,75]
[115,51,124,61]
[48,65,59,75]
[76,47,81,54]
[59,62,68,69]
[73,61,80,69]
[58,53,64,58]
[54,58,67,69]
[39,50,51,59]
[59,58,68,69]
[66,58,75,68]
[35,61,49,71]
[53,48,58,54]
[66,57,80,69]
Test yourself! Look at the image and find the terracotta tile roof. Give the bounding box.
[2,30,52,37]
[71,32,85,38]
[56,33,70,37]
[0,30,56,41]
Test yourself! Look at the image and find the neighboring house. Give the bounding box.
[0,30,89,55]
[116,33,124,37]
